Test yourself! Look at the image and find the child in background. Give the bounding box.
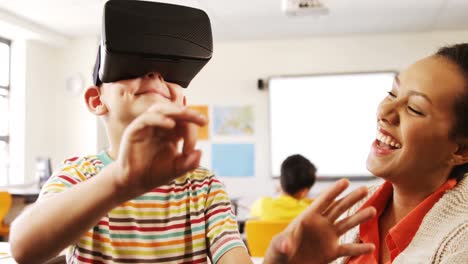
[251,154,316,221]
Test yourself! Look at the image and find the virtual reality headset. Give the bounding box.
[93,0,213,88]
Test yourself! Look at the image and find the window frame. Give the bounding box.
[0,36,11,185]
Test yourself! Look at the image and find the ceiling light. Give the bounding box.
[282,0,329,16]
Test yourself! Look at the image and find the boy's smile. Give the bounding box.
[134,86,171,99]
[95,71,185,126]
[133,72,172,99]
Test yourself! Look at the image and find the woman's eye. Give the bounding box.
[387,91,396,98]
[408,106,423,115]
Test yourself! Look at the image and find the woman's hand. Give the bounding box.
[263,179,376,264]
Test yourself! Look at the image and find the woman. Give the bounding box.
[338,43,468,264]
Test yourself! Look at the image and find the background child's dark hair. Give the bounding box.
[436,43,468,180]
[280,154,316,196]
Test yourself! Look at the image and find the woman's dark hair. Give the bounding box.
[280,154,317,196]
[436,43,468,180]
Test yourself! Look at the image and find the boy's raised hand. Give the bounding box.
[113,96,207,199]
[263,179,376,264]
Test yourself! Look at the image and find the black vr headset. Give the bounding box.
[93,0,213,88]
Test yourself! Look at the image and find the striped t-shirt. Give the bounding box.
[39,151,245,263]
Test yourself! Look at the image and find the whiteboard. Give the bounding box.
[269,72,395,179]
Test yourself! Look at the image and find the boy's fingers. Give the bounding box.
[173,109,207,126]
[161,108,207,127]
[337,243,375,258]
[150,101,206,126]
[142,104,206,128]
[167,84,179,104]
[306,179,350,215]
[181,123,198,155]
[146,102,183,117]
[335,207,376,236]
[173,150,201,176]
[129,112,176,135]
[325,186,369,222]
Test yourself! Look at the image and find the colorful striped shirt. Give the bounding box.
[39,151,245,263]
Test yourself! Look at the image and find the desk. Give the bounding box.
[0,185,40,203]
[251,257,263,264]
[0,185,41,226]
[0,242,14,264]
[7,188,40,203]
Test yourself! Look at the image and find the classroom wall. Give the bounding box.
[23,40,60,183]
[53,38,99,163]
[21,30,468,217]
[22,38,98,182]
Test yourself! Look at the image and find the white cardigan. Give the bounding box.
[335,176,468,264]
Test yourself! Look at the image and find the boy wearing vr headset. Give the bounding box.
[10,1,376,263]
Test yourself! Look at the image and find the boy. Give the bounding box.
[12,46,252,261]
[251,154,316,221]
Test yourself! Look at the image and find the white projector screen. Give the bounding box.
[269,72,395,180]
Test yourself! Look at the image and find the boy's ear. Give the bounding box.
[452,139,468,166]
[298,188,310,199]
[84,86,107,116]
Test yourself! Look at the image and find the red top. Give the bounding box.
[348,179,457,264]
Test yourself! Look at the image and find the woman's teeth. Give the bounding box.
[377,131,401,149]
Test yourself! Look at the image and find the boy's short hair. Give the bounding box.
[92,47,102,86]
[280,154,316,196]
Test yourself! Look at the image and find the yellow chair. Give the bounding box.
[245,220,290,257]
[0,191,12,238]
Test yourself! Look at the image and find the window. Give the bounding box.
[269,72,395,180]
[0,37,11,185]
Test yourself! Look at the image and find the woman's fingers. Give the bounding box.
[335,207,376,236]
[305,179,350,215]
[324,186,369,222]
[337,243,375,258]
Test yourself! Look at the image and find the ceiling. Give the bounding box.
[0,0,468,42]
